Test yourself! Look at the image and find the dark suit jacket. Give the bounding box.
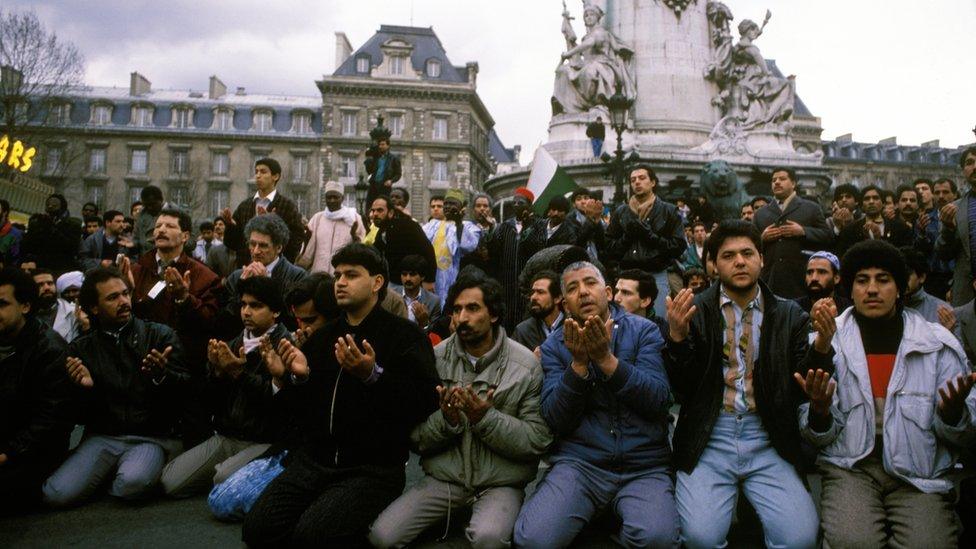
[752,196,832,299]
[374,213,437,283]
[222,256,309,338]
[835,216,913,259]
[224,192,306,268]
[936,195,975,306]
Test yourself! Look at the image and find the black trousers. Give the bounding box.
[0,452,64,515]
[242,450,404,548]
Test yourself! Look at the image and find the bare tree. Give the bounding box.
[1,8,85,182]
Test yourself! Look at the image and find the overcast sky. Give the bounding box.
[9,0,976,160]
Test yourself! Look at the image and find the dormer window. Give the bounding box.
[292,112,312,134]
[48,103,71,125]
[253,110,273,132]
[214,108,234,131]
[91,104,113,125]
[356,56,370,74]
[390,55,406,76]
[426,59,441,78]
[172,106,193,129]
[131,105,153,127]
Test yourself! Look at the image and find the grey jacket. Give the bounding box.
[935,194,975,305]
[954,300,976,368]
[411,327,552,489]
[799,308,976,493]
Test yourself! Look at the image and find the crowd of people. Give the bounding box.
[2,144,976,548]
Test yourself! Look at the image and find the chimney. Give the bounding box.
[512,145,522,163]
[209,75,226,99]
[879,136,897,145]
[130,72,151,96]
[335,32,353,70]
[835,133,853,143]
[235,86,246,96]
[922,139,940,148]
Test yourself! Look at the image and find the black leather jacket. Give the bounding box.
[0,318,74,463]
[605,199,686,272]
[664,281,825,473]
[208,324,292,443]
[69,317,190,438]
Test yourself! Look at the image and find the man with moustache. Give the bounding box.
[485,188,541,331]
[370,195,436,285]
[752,167,833,299]
[369,273,551,548]
[43,267,190,507]
[31,268,58,328]
[388,255,441,330]
[836,185,914,259]
[513,270,563,353]
[422,189,482,302]
[795,251,852,315]
[936,146,976,305]
[926,178,958,298]
[515,261,678,548]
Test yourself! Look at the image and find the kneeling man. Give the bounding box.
[798,239,976,548]
[514,261,678,548]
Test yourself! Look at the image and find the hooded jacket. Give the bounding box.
[799,308,976,493]
[412,327,551,489]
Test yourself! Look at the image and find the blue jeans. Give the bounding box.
[514,459,679,549]
[675,413,818,549]
[590,138,604,157]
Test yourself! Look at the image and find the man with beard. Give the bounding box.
[243,243,439,546]
[369,273,551,548]
[370,196,436,286]
[298,181,365,275]
[936,146,976,305]
[926,178,958,298]
[606,165,686,317]
[513,270,563,353]
[795,252,852,315]
[42,267,190,507]
[422,189,481,302]
[836,185,913,258]
[19,194,82,273]
[515,260,678,548]
[388,255,441,330]
[739,202,754,222]
[664,220,820,548]
[0,268,73,515]
[52,271,86,343]
[485,188,541,331]
[32,269,58,328]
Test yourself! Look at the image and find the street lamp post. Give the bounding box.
[601,85,636,209]
[354,174,369,215]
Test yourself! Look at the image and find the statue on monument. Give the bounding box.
[551,1,637,116]
[704,3,796,135]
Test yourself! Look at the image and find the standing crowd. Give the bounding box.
[2,144,976,548]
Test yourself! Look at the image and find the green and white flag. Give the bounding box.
[526,146,580,216]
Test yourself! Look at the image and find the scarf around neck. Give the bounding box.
[628,195,655,221]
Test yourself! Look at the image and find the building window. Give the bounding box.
[432,159,448,182]
[426,59,441,78]
[211,151,229,176]
[215,109,234,131]
[433,116,448,140]
[292,112,312,134]
[209,188,230,218]
[390,55,405,75]
[292,155,309,182]
[339,154,357,179]
[170,187,190,210]
[86,185,105,211]
[253,110,273,132]
[294,191,309,217]
[92,105,112,125]
[132,106,153,127]
[130,149,148,174]
[173,107,193,129]
[48,103,70,125]
[341,111,357,136]
[356,56,370,73]
[45,147,63,174]
[389,114,404,138]
[170,150,189,176]
[89,148,107,174]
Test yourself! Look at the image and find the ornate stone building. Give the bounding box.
[28,72,323,223]
[319,25,516,220]
[822,134,966,192]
